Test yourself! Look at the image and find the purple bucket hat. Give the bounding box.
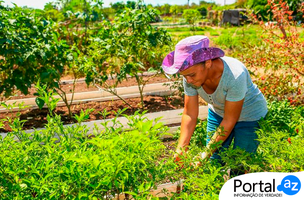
[162,35,225,74]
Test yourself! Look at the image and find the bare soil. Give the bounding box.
[5,74,171,100]
[0,95,206,133]
[8,82,98,100]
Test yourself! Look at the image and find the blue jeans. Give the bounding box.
[206,109,260,163]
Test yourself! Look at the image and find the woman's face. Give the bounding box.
[180,62,208,88]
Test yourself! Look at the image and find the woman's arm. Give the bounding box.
[203,99,244,159]
[175,94,199,157]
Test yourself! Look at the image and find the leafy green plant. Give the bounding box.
[0,109,170,199]
[0,5,68,98]
[52,4,104,119]
[84,1,172,110]
[73,108,95,125]
[174,119,208,147]
[34,81,60,117]
[0,102,29,141]
[0,100,303,199]
[182,9,201,30]
[261,100,304,136]
[163,75,184,97]
[166,100,304,198]
[213,25,262,51]
[240,0,304,105]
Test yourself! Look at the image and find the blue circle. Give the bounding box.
[277,175,301,196]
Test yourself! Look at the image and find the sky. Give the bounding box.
[2,0,236,9]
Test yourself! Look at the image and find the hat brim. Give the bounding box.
[161,51,180,75]
[161,48,225,75]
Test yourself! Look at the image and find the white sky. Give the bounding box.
[2,0,237,9]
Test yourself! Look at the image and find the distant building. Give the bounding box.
[221,9,248,26]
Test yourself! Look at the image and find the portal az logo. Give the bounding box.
[277,175,301,195]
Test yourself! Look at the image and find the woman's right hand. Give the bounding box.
[173,148,186,169]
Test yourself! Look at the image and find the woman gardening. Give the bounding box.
[162,36,268,174]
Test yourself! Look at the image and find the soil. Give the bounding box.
[5,74,172,100]
[0,95,206,133]
[7,82,98,100]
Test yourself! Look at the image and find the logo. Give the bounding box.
[234,179,276,193]
[277,175,301,195]
[219,172,304,199]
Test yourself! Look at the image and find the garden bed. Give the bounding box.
[0,95,207,133]
[1,82,175,111]
[6,74,171,100]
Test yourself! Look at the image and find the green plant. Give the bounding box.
[197,6,207,18]
[163,75,184,97]
[182,9,201,30]
[0,100,303,198]
[261,100,304,135]
[34,81,60,117]
[84,1,172,110]
[173,119,208,148]
[241,0,304,105]
[0,5,68,98]
[52,3,104,119]
[0,110,169,199]
[213,25,262,51]
[167,100,304,198]
[0,102,29,141]
[170,5,182,23]
[190,120,208,147]
[256,101,304,172]
[73,108,95,124]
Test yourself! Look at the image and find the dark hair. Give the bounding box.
[198,62,206,68]
[198,57,219,67]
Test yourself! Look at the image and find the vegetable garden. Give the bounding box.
[0,0,304,199]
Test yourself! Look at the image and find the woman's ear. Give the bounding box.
[205,59,212,69]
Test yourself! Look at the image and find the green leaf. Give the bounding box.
[35,97,45,109]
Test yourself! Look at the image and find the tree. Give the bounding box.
[43,2,64,21]
[56,0,103,14]
[0,6,69,99]
[44,8,64,21]
[85,1,171,109]
[183,9,201,30]
[170,5,181,16]
[160,3,171,15]
[236,0,247,8]
[197,6,207,18]
[50,0,103,118]
[246,0,302,20]
[247,0,270,20]
[110,1,125,13]
[170,5,182,22]
[44,2,57,11]
[126,1,136,9]
[199,0,216,6]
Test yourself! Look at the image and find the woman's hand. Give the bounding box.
[200,152,208,160]
[191,152,209,168]
[174,148,187,169]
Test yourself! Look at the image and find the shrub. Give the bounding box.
[0,111,168,199]
[241,0,304,105]
[182,9,201,30]
[0,5,68,98]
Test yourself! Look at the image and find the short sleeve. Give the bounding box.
[226,72,247,101]
[183,77,198,96]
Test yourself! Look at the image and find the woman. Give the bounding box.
[162,35,267,167]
